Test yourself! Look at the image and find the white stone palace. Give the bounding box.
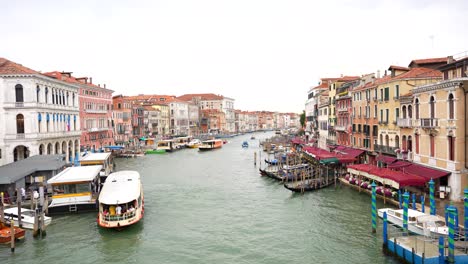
[0,58,81,166]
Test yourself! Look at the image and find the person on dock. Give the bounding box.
[116,204,122,215]
[21,187,26,201]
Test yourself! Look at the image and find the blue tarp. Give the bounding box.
[104,146,125,150]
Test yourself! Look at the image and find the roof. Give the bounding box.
[0,155,66,184]
[177,93,224,101]
[80,153,112,162]
[0,57,39,75]
[408,57,448,68]
[376,155,397,164]
[47,165,102,184]
[98,171,141,204]
[388,65,410,71]
[393,67,442,80]
[399,163,450,180]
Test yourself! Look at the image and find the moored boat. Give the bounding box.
[0,222,25,244]
[284,179,334,192]
[187,139,202,148]
[378,208,448,237]
[156,139,177,152]
[98,171,144,229]
[145,149,166,154]
[3,207,52,229]
[47,165,102,215]
[199,139,223,151]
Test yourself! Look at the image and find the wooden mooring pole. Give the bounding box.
[0,192,4,224]
[16,189,22,228]
[254,152,257,166]
[10,219,15,252]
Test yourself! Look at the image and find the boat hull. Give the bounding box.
[0,226,25,244]
[284,180,334,192]
[47,202,98,215]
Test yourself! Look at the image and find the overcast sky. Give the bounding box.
[2,0,467,113]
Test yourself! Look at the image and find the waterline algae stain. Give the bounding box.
[1,132,397,263]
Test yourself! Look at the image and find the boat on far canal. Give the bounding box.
[47,165,102,215]
[187,138,202,148]
[98,171,144,229]
[242,141,249,148]
[378,208,448,237]
[156,139,177,152]
[198,139,223,151]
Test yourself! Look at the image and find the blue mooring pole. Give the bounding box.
[447,206,456,263]
[398,189,402,209]
[465,189,468,242]
[371,182,377,233]
[403,192,409,234]
[421,195,425,213]
[429,179,435,215]
[412,193,416,210]
[438,236,445,264]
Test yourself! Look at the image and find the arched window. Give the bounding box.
[430,96,435,118]
[385,135,389,147]
[448,93,454,119]
[395,135,399,149]
[36,85,40,102]
[38,113,42,133]
[408,105,413,118]
[45,87,49,103]
[402,106,407,119]
[15,84,24,102]
[415,99,419,119]
[52,89,55,104]
[72,93,75,106]
[66,91,69,106]
[16,114,25,134]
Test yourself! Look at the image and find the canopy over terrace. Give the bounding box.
[347,164,427,189]
[303,146,362,165]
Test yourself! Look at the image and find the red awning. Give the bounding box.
[387,160,412,169]
[291,138,306,145]
[347,164,427,187]
[402,164,450,180]
[376,155,397,164]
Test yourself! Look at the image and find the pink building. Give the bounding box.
[44,72,114,151]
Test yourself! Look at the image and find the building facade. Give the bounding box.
[0,58,81,166]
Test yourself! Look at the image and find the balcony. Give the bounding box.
[5,130,81,140]
[397,118,413,128]
[420,118,439,128]
[87,127,110,132]
[85,109,108,114]
[3,102,79,111]
[337,107,348,112]
[374,144,398,155]
[335,125,346,131]
[373,97,378,102]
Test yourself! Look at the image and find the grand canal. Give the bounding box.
[1,132,398,263]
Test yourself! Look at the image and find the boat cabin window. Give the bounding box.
[409,216,417,222]
[53,183,90,195]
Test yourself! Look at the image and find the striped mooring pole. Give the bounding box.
[465,188,468,242]
[438,236,445,264]
[398,189,402,209]
[447,205,456,263]
[429,179,435,215]
[421,195,425,213]
[382,211,388,248]
[371,182,377,233]
[403,192,410,233]
[412,193,416,210]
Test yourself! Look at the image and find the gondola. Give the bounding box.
[283,179,334,193]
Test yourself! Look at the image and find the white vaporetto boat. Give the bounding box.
[98,171,144,229]
[378,208,448,237]
[3,207,52,229]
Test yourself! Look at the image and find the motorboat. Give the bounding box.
[242,141,249,148]
[199,139,223,151]
[98,171,144,229]
[378,208,448,237]
[187,139,202,148]
[0,221,25,244]
[3,207,52,229]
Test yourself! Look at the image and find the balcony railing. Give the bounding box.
[335,125,346,131]
[5,130,81,140]
[87,127,110,132]
[85,109,108,114]
[3,102,79,111]
[397,118,413,128]
[337,107,348,112]
[374,144,398,155]
[420,118,439,128]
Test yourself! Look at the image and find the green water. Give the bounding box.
[1,132,398,263]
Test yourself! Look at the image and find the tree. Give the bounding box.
[300,110,306,128]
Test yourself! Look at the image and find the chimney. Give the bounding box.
[376,70,380,79]
[98,84,101,87]
[104,84,106,89]
[90,77,93,84]
[447,56,455,64]
[384,70,387,76]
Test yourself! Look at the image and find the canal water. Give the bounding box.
[1,132,398,263]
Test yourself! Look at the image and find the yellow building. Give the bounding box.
[411,56,468,200]
[375,66,442,158]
